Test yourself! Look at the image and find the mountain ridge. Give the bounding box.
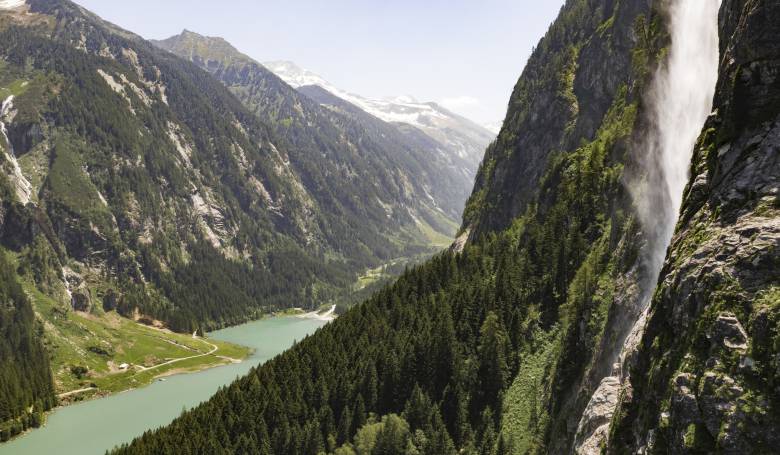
[263,59,494,176]
[0,0,462,337]
[154,29,472,227]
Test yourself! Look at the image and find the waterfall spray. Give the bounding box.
[574,1,720,453]
[637,0,721,293]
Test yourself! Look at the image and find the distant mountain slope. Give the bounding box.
[153,30,467,234]
[0,0,453,339]
[264,60,494,180]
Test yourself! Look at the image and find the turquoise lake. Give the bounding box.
[0,316,326,455]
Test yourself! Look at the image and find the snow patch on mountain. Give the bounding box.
[263,60,495,165]
[265,59,444,130]
[0,0,25,10]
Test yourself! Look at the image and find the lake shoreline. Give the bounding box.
[0,315,328,454]
[2,335,254,446]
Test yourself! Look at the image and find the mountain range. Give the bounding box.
[264,60,495,176]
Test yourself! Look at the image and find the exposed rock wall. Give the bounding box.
[463,0,651,236]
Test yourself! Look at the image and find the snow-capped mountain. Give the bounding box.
[264,61,495,173]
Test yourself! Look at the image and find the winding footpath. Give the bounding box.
[129,337,218,373]
[57,336,222,398]
[57,387,97,399]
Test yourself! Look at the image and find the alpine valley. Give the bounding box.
[0,0,490,440]
[1,0,779,454]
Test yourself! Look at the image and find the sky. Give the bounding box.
[73,0,564,128]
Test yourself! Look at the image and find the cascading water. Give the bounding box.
[637,0,721,292]
[573,1,721,453]
[1,95,33,204]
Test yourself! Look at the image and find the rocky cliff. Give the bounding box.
[462,0,650,237]
[609,0,780,452]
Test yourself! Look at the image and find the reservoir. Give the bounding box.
[0,316,327,455]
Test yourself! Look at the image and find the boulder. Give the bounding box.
[707,313,748,351]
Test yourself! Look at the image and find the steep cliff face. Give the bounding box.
[609,0,780,452]
[463,0,650,237]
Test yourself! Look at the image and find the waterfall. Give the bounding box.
[638,0,721,293]
[574,1,721,453]
[1,95,33,204]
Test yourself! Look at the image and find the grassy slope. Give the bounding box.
[25,279,250,399]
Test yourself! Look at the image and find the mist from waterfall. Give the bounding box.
[635,0,721,296]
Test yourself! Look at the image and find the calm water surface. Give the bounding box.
[0,316,326,455]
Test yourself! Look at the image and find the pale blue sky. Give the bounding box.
[73,0,564,127]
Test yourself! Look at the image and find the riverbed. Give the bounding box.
[0,316,327,455]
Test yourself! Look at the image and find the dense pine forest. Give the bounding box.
[0,253,55,441]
